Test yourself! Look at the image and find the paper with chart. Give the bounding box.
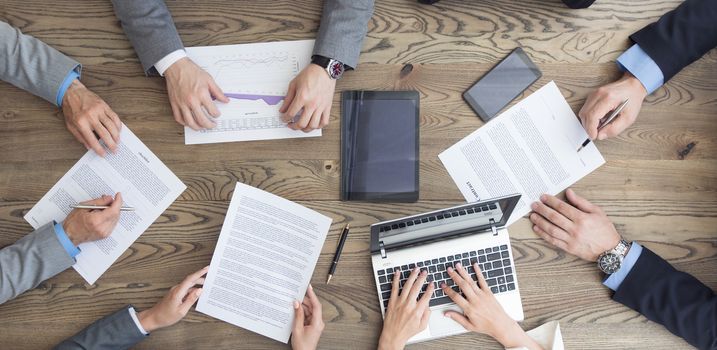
[24,125,186,284]
[196,182,331,343]
[439,81,605,225]
[184,40,320,144]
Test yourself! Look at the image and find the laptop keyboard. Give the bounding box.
[376,245,516,312]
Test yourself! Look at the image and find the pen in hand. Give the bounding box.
[70,205,135,211]
[326,223,350,284]
[577,98,630,152]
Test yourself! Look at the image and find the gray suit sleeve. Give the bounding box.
[111,0,185,75]
[0,223,75,304]
[0,21,81,106]
[312,0,375,69]
[54,306,147,350]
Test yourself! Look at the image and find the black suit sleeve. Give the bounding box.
[612,247,717,350]
[630,0,717,82]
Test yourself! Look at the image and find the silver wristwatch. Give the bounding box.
[597,239,630,274]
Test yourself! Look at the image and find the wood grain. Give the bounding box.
[1,0,716,349]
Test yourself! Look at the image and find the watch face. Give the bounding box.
[598,253,621,274]
[328,60,344,79]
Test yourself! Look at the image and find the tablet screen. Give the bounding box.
[341,91,419,202]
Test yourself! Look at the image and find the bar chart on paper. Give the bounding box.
[184,40,320,144]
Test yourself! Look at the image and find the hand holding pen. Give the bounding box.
[577,71,648,145]
[577,99,629,152]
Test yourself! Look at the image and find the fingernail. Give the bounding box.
[531,202,538,210]
[455,263,461,268]
[309,284,313,290]
[540,194,547,201]
[447,267,453,272]
[293,300,300,309]
[197,288,203,296]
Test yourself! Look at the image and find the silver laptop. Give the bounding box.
[370,194,524,343]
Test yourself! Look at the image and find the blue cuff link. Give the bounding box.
[56,66,81,107]
[616,44,665,95]
[603,242,643,291]
[53,222,81,258]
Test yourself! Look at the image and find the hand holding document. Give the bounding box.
[196,182,332,343]
[24,125,186,284]
[184,40,320,144]
[439,81,605,225]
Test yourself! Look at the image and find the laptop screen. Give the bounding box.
[369,194,521,254]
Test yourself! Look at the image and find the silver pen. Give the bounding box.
[70,205,135,211]
[577,98,630,152]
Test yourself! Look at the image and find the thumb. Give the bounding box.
[180,287,203,314]
[81,195,114,206]
[209,80,229,104]
[292,300,305,333]
[566,188,597,213]
[596,107,637,140]
[444,311,472,330]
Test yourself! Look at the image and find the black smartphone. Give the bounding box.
[463,48,542,122]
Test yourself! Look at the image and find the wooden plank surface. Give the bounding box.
[1,0,715,349]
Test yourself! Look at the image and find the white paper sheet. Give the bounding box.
[184,39,321,144]
[439,81,605,225]
[24,125,186,284]
[196,182,331,343]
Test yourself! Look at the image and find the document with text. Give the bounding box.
[439,81,605,225]
[196,182,332,343]
[184,40,321,144]
[24,125,186,284]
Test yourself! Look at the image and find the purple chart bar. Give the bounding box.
[223,93,286,105]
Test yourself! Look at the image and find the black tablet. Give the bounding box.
[341,91,419,202]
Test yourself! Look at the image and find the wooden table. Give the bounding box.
[1,0,715,349]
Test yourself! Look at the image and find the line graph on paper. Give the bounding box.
[195,52,301,132]
[184,40,318,144]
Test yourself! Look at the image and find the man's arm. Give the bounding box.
[0,21,80,106]
[53,306,147,350]
[630,0,717,82]
[0,223,76,304]
[613,247,717,350]
[110,0,184,75]
[313,0,375,69]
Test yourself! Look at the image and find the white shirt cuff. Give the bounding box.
[128,306,149,335]
[154,49,188,76]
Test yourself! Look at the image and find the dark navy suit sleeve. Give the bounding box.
[612,247,717,350]
[629,0,717,82]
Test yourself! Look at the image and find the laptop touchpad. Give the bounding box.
[429,304,466,336]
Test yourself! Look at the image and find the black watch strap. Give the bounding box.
[311,55,351,70]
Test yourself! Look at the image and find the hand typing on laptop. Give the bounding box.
[378,268,434,350]
[441,263,542,350]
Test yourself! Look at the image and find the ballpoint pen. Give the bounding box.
[577,98,630,152]
[326,223,350,284]
[70,205,135,211]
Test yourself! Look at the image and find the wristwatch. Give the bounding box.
[311,55,345,80]
[597,239,630,274]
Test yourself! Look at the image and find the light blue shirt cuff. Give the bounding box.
[56,67,81,107]
[53,222,81,258]
[616,44,664,95]
[603,242,643,291]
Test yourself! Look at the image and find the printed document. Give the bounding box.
[196,182,332,343]
[184,40,321,144]
[24,126,186,284]
[439,81,605,225]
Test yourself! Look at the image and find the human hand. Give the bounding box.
[441,263,540,349]
[377,267,434,350]
[578,71,648,140]
[62,193,123,246]
[61,79,122,156]
[530,189,621,262]
[137,266,208,333]
[279,64,335,132]
[164,57,229,130]
[290,284,324,350]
